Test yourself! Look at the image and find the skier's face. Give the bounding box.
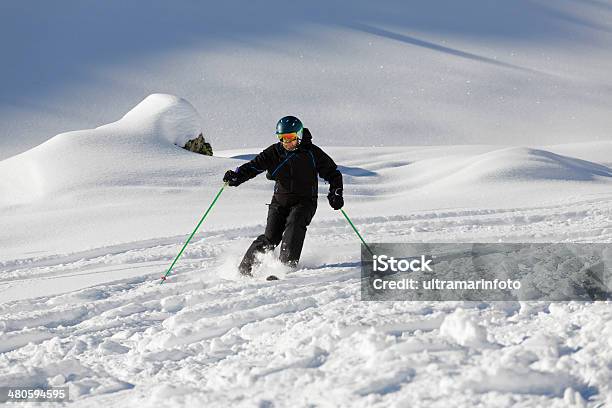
[282,139,298,151]
[278,131,300,151]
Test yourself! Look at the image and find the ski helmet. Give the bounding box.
[276,116,303,135]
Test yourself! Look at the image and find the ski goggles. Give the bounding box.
[277,132,300,143]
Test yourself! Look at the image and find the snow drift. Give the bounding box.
[0,94,204,207]
[431,147,612,185]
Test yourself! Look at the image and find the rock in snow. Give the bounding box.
[183,133,213,156]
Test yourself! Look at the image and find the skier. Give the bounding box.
[223,116,344,277]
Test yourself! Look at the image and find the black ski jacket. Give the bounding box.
[234,128,342,199]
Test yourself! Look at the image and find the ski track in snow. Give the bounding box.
[1,197,611,407]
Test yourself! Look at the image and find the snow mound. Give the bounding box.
[0,94,204,206]
[120,93,202,147]
[435,147,612,186]
[439,308,491,348]
[547,141,612,167]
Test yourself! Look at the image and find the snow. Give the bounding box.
[1,1,612,406]
[439,308,492,348]
[3,1,612,160]
[0,93,203,207]
[0,94,610,406]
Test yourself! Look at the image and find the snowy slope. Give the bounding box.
[2,0,612,160]
[2,94,611,260]
[1,95,612,406]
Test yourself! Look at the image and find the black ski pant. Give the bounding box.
[239,195,317,276]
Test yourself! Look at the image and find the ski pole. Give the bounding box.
[160,182,228,284]
[340,208,374,256]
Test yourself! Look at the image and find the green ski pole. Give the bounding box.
[160,182,228,284]
[340,208,374,256]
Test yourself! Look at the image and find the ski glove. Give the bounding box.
[223,169,243,186]
[327,188,344,210]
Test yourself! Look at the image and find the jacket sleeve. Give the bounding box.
[235,145,276,183]
[312,145,343,191]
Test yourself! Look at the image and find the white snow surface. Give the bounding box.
[1,95,611,407]
[0,94,202,206]
[2,0,612,160]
